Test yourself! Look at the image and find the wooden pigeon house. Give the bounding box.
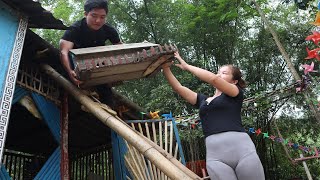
[70,42,177,87]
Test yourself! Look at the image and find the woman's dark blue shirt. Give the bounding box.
[195,87,246,138]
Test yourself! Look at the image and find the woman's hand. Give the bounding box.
[174,52,189,70]
[161,61,173,69]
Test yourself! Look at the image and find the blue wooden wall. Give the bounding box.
[0,0,28,165]
[0,1,19,96]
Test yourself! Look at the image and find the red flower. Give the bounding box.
[305,47,320,61]
[306,31,320,45]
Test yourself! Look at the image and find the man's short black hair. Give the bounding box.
[84,0,108,13]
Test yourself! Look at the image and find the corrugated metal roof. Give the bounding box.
[1,0,67,29]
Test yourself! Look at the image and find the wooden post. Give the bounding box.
[40,64,200,180]
[252,0,320,123]
[300,154,313,180]
[0,1,28,163]
[61,92,69,180]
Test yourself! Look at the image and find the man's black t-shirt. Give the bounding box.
[61,18,121,107]
[195,87,246,138]
[62,18,120,48]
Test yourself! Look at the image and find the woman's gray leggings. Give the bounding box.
[205,131,265,180]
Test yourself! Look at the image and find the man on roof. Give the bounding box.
[60,0,122,107]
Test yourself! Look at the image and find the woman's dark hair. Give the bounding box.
[84,0,108,13]
[226,65,246,89]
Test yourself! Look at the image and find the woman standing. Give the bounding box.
[162,52,265,180]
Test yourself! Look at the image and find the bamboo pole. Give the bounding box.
[164,120,169,180]
[124,156,138,179]
[169,121,174,156]
[150,122,159,180]
[174,143,179,159]
[273,120,295,164]
[131,123,150,180]
[300,154,313,180]
[159,121,165,180]
[40,64,198,180]
[252,0,320,123]
[144,122,156,180]
[125,141,145,179]
[152,122,161,180]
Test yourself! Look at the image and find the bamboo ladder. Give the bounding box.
[40,64,200,180]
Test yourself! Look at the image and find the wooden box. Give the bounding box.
[70,42,177,87]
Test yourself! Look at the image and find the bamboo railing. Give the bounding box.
[124,119,185,180]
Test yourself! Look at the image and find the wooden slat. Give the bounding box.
[174,143,179,159]
[143,55,172,77]
[70,42,159,55]
[151,122,159,180]
[165,121,168,153]
[152,122,157,143]
[144,122,156,180]
[81,70,145,87]
[128,123,147,179]
[124,155,140,179]
[80,59,153,75]
[135,123,152,180]
[126,142,145,180]
[169,122,174,156]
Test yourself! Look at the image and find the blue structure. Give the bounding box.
[0,0,66,179]
[0,0,27,163]
[0,1,190,179]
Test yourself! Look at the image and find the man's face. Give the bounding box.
[85,8,107,30]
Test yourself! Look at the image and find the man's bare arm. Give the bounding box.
[59,39,82,85]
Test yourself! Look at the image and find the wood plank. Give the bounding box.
[78,55,167,87]
[143,55,173,76]
[79,60,153,79]
[81,70,145,87]
[70,42,158,55]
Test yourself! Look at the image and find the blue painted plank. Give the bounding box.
[111,131,122,180]
[34,147,60,180]
[0,164,11,180]
[112,131,131,180]
[118,136,130,179]
[31,93,61,142]
[171,118,186,165]
[12,86,28,105]
[0,1,19,97]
